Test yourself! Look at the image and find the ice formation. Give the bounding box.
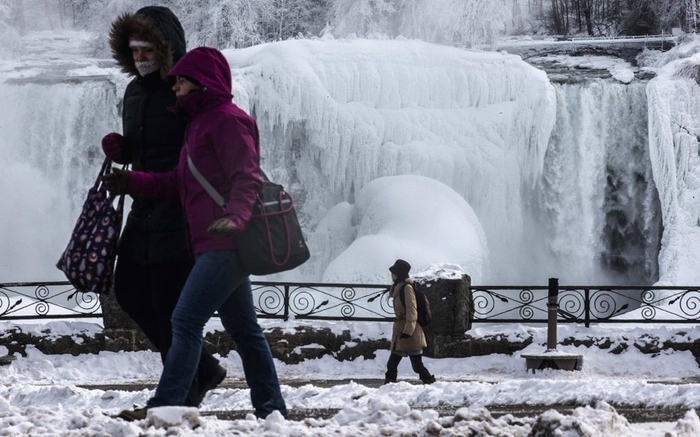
[225,38,556,282]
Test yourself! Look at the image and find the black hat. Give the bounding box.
[389,259,411,280]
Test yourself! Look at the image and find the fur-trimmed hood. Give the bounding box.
[109,6,186,79]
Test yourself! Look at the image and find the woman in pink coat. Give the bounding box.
[105,47,287,421]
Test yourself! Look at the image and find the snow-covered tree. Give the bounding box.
[66,0,151,30]
[259,0,329,41]
[681,0,700,31]
[174,0,328,49]
[648,0,683,32]
[398,0,511,47]
[0,0,23,58]
[328,0,397,37]
[328,0,510,46]
[172,0,264,48]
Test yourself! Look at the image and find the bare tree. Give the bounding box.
[648,0,682,32]
[0,0,23,57]
[680,0,700,31]
[580,0,594,34]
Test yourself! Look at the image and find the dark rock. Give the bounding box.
[422,274,474,358]
[0,355,16,365]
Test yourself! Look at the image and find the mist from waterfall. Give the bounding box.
[0,79,119,282]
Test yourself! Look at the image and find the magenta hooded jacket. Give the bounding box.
[126,47,262,255]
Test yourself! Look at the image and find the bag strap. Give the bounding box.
[95,158,112,189]
[186,142,228,210]
[185,140,268,210]
[97,157,127,212]
[399,283,419,308]
[115,189,125,213]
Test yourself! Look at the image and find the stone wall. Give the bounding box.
[5,323,700,367]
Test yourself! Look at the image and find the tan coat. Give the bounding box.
[390,278,427,352]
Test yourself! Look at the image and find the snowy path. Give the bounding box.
[75,378,693,423]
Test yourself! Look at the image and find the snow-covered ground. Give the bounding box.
[2,321,700,436]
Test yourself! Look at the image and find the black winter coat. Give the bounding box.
[109,6,190,265]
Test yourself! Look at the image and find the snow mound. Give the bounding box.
[320,175,488,283]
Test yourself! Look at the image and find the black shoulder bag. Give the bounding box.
[186,144,310,275]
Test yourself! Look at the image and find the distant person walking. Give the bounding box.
[104,46,287,421]
[384,259,436,384]
[101,6,225,408]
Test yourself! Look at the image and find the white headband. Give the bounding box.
[129,40,154,48]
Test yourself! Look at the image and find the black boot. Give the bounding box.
[194,363,227,404]
[185,355,227,407]
[409,354,435,384]
[385,352,402,384]
[421,374,436,384]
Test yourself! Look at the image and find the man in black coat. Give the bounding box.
[102,6,226,407]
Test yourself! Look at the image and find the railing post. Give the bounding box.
[521,277,583,372]
[584,288,590,328]
[546,277,559,350]
[283,284,290,321]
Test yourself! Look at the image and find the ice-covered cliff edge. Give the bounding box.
[647,38,700,285]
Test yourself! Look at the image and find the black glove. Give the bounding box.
[102,167,130,195]
[399,333,410,339]
[101,132,124,161]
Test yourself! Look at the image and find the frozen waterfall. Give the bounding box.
[225,39,557,283]
[0,35,676,287]
[529,81,661,285]
[225,39,660,285]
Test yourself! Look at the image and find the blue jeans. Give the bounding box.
[147,250,287,418]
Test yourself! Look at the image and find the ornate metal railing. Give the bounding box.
[0,281,395,322]
[2,281,700,326]
[251,282,393,321]
[471,285,700,326]
[0,282,102,320]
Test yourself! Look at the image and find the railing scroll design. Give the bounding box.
[0,282,101,320]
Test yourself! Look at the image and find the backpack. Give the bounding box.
[399,282,432,327]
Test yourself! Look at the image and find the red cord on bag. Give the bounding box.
[257,191,293,266]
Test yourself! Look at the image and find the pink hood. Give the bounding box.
[127,47,262,255]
